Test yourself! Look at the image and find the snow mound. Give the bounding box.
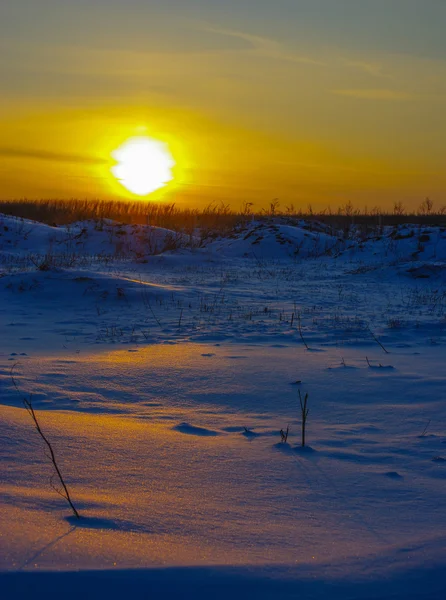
[205,222,342,259]
[344,224,446,266]
[0,214,191,259]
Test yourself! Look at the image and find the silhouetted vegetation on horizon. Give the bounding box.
[0,198,445,232]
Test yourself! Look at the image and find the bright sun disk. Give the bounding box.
[111,136,175,196]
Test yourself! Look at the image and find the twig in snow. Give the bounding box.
[298,390,309,447]
[280,425,290,443]
[367,325,389,354]
[297,312,310,350]
[11,364,80,519]
[420,419,431,437]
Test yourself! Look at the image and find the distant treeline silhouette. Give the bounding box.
[0,198,445,232]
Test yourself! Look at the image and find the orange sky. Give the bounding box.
[1,1,446,210]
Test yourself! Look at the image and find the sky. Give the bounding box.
[0,0,445,210]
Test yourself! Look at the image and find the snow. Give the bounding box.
[0,213,190,260]
[205,221,344,259]
[1,214,445,598]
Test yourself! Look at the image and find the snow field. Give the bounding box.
[0,214,445,598]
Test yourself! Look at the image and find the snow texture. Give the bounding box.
[1,214,445,598]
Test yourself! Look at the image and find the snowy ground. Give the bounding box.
[0,214,445,598]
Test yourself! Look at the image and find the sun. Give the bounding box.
[111,136,175,196]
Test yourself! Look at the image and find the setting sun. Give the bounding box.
[1,2,446,595]
[111,136,175,196]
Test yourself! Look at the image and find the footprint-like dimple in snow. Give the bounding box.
[173,422,221,437]
[432,456,445,463]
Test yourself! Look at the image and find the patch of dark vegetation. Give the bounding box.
[1,198,446,235]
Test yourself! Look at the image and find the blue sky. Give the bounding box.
[2,0,446,57]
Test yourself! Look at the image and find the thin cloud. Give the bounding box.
[0,147,108,165]
[203,25,325,66]
[332,89,413,100]
[343,60,391,79]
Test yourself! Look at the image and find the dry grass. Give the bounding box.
[1,198,446,233]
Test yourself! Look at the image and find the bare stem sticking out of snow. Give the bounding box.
[297,312,310,351]
[280,425,290,443]
[11,364,80,519]
[367,325,389,354]
[299,390,309,447]
[420,419,431,437]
